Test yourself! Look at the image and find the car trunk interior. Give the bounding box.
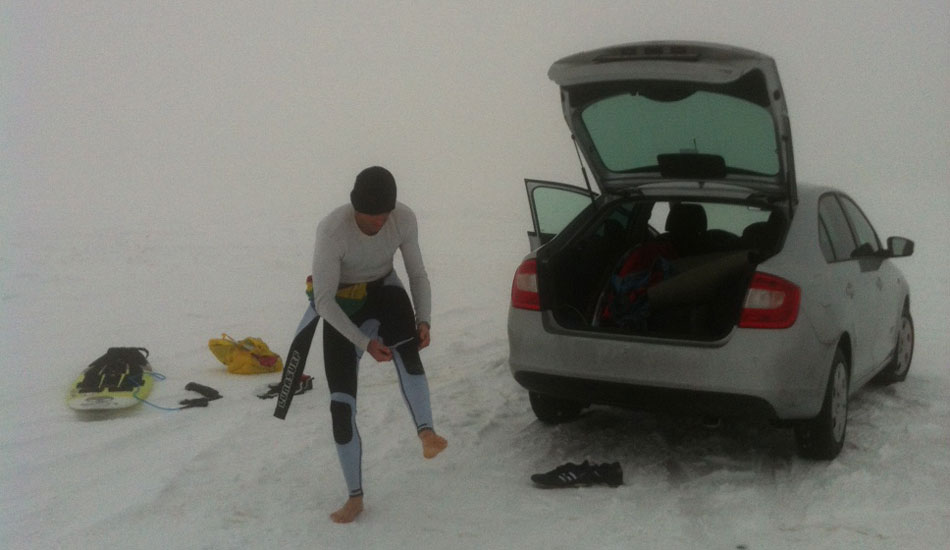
[539,197,786,341]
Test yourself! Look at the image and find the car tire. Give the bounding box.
[529,391,583,424]
[873,306,914,385]
[795,347,849,460]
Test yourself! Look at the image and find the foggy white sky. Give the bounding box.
[2,1,948,238]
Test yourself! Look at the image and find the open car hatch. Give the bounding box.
[549,41,796,205]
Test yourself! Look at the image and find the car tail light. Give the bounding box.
[511,259,540,311]
[739,272,800,329]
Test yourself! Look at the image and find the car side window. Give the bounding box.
[817,194,857,262]
[838,196,881,255]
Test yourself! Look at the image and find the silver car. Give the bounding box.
[507,41,915,459]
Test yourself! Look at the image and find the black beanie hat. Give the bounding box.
[350,166,397,215]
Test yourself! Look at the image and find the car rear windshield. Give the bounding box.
[580,87,779,177]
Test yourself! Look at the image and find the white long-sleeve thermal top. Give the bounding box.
[311,202,431,350]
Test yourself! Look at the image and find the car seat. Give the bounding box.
[665,203,707,256]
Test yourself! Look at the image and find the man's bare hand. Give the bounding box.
[366,339,392,362]
[417,322,430,350]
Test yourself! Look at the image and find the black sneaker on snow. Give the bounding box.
[531,461,592,487]
[531,461,624,488]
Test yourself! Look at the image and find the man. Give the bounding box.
[311,166,447,524]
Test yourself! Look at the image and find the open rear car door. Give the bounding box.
[524,179,595,250]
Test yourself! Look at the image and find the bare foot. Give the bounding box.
[329,496,363,524]
[419,429,447,459]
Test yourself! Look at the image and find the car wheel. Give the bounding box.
[529,391,583,424]
[873,306,914,385]
[795,348,849,460]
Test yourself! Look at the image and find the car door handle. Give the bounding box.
[845,283,855,298]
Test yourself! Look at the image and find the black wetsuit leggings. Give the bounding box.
[323,277,433,498]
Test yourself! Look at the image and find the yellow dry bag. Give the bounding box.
[208,334,283,374]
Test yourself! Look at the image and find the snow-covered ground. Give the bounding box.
[2,2,948,549]
[3,203,949,550]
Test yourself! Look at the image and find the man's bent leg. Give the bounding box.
[391,344,433,431]
[392,343,447,459]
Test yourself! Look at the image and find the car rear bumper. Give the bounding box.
[513,370,780,418]
[507,308,832,420]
